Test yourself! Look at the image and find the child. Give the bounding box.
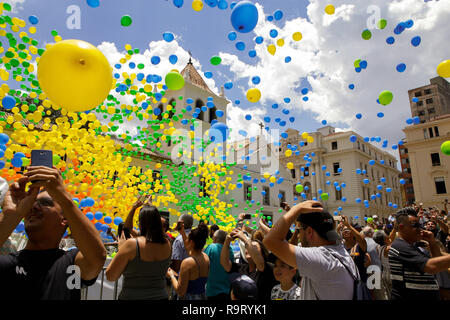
[271,257,301,300]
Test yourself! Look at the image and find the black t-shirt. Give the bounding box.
[229,261,277,300]
[346,244,367,283]
[0,248,97,300]
[388,238,440,300]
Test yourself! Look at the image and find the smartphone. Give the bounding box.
[31,150,53,168]
[243,213,251,220]
[333,216,343,222]
[236,221,244,229]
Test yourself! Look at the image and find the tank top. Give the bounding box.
[118,238,170,300]
[182,255,208,300]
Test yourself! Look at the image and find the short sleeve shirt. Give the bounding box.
[295,244,357,300]
[171,229,191,261]
[271,284,301,300]
[388,238,440,300]
[204,243,234,297]
[0,248,97,300]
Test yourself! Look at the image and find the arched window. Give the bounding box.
[195,99,205,121]
[209,106,217,124]
[168,99,176,119]
[157,103,164,122]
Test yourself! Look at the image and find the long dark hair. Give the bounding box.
[139,205,166,244]
[188,221,209,250]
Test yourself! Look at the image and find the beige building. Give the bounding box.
[402,114,450,208]
[408,76,450,123]
[280,126,401,222]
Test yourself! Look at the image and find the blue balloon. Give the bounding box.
[251,76,260,85]
[235,41,245,51]
[412,97,419,103]
[104,216,112,224]
[355,113,362,119]
[151,56,161,65]
[274,10,283,21]
[396,63,406,72]
[231,1,259,33]
[224,82,233,89]
[400,178,405,185]
[245,114,252,121]
[301,88,309,95]
[255,36,263,44]
[209,122,229,143]
[270,29,278,38]
[228,31,237,41]
[218,0,228,9]
[377,112,384,118]
[349,84,355,90]
[356,198,362,203]
[87,0,100,7]
[173,0,184,8]
[169,54,178,65]
[11,157,22,168]
[360,60,368,69]
[405,19,414,28]
[369,160,375,165]
[13,152,25,159]
[285,56,291,63]
[363,179,370,184]
[349,135,357,143]
[163,32,174,42]
[153,108,161,116]
[28,15,39,24]
[248,50,257,58]
[94,211,103,220]
[386,36,395,45]
[205,0,218,7]
[215,110,224,117]
[411,36,421,47]
[380,177,386,183]
[0,134,9,145]
[2,96,16,110]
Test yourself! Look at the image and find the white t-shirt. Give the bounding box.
[295,244,358,300]
[271,283,301,300]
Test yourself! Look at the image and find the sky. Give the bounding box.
[5,0,450,167]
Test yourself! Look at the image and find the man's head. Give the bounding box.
[362,226,374,238]
[161,217,170,233]
[425,220,437,232]
[273,257,297,283]
[213,229,227,244]
[297,210,338,247]
[373,230,387,246]
[209,224,219,238]
[396,207,422,244]
[179,213,194,230]
[24,191,67,245]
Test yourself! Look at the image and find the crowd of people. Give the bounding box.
[0,167,449,300]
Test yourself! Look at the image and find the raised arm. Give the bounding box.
[342,216,367,252]
[234,229,265,272]
[25,166,106,280]
[124,197,145,238]
[220,233,233,272]
[258,218,271,235]
[0,177,39,247]
[263,200,323,268]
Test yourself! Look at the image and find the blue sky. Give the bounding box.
[7,0,450,165]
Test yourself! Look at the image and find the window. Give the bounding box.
[435,177,447,194]
[263,186,270,205]
[157,103,164,121]
[434,126,439,137]
[428,108,435,114]
[414,91,422,97]
[195,99,205,121]
[291,169,296,179]
[304,166,309,176]
[335,188,342,201]
[364,164,368,176]
[429,127,434,138]
[424,89,432,95]
[362,144,366,153]
[168,99,176,119]
[209,107,217,124]
[431,153,441,166]
[357,141,360,150]
[244,183,252,201]
[304,182,312,200]
[401,158,407,165]
[418,110,425,116]
[363,187,367,201]
[331,141,338,150]
[279,190,286,206]
[333,162,340,175]
[423,128,429,139]
[417,100,423,107]
[426,98,433,104]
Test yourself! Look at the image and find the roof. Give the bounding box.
[181,60,216,96]
[108,135,172,161]
[0,111,46,130]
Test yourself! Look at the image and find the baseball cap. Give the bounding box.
[231,275,258,300]
[297,210,339,242]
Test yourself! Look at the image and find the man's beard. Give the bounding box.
[300,234,310,248]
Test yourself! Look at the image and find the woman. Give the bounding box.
[167,222,210,300]
[105,205,171,300]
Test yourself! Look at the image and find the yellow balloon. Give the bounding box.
[267,44,276,56]
[192,0,203,11]
[246,88,261,103]
[292,32,302,41]
[437,60,450,78]
[285,150,292,157]
[325,4,335,15]
[276,39,285,47]
[37,39,113,112]
[287,162,294,169]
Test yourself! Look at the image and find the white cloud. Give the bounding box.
[3,0,26,12]
[219,0,450,160]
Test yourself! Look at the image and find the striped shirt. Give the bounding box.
[388,238,439,300]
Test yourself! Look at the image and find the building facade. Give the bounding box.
[402,114,450,208]
[398,139,415,206]
[408,76,450,123]
[280,126,401,222]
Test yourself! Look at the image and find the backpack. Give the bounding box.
[325,248,372,301]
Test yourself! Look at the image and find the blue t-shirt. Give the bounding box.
[204,243,234,297]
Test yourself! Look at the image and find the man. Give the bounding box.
[204,229,234,300]
[0,166,106,299]
[362,226,385,299]
[263,200,358,300]
[230,274,257,300]
[171,213,194,273]
[388,207,450,300]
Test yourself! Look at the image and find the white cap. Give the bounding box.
[372,215,378,219]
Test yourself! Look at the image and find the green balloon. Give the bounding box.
[361,29,372,40]
[379,90,393,106]
[210,56,222,66]
[320,193,329,201]
[441,140,450,156]
[121,15,132,27]
[377,19,387,30]
[295,184,304,193]
[354,59,361,68]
